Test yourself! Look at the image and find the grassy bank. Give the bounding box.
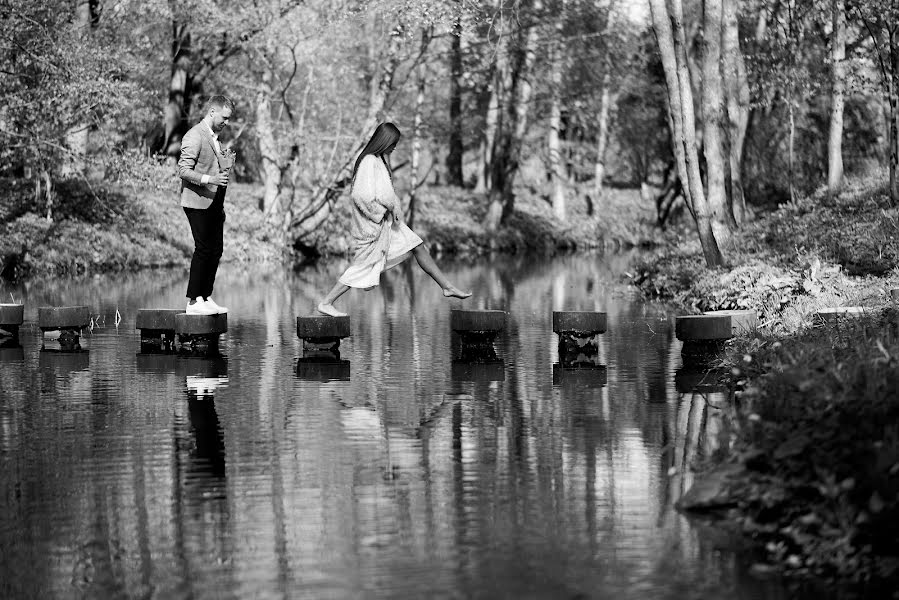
[0,160,656,280]
[634,175,899,590]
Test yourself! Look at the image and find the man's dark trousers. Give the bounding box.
[184,196,225,300]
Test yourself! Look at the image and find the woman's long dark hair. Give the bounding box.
[352,122,401,178]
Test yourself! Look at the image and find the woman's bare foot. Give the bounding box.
[317,302,347,317]
[443,286,472,299]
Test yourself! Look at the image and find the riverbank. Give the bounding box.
[0,162,656,280]
[633,175,899,591]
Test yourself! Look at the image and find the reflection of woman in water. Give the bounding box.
[317,123,471,317]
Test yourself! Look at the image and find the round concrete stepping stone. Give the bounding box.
[296,357,351,382]
[38,306,90,330]
[675,314,733,341]
[702,309,758,335]
[174,313,228,336]
[136,308,183,331]
[0,304,24,326]
[296,315,350,340]
[552,311,607,335]
[814,306,867,325]
[450,309,506,332]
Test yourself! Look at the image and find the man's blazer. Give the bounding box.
[178,122,226,210]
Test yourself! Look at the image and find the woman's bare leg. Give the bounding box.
[317,282,350,316]
[411,245,472,299]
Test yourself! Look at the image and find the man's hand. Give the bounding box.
[211,171,229,187]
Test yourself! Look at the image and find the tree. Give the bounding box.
[649,0,726,266]
[445,0,464,186]
[827,0,847,195]
[721,0,750,220]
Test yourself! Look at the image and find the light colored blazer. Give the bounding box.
[178,121,226,209]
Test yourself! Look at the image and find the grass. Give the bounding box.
[633,173,899,590]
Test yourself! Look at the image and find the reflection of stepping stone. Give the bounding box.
[174,313,227,354]
[135,352,180,374]
[451,360,505,383]
[173,355,228,378]
[38,348,90,373]
[814,306,867,326]
[552,364,607,388]
[296,357,351,382]
[39,305,90,351]
[0,346,24,361]
[136,309,182,350]
[0,303,24,341]
[552,311,607,335]
[296,315,350,352]
[674,367,730,394]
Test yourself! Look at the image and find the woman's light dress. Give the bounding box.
[338,155,423,289]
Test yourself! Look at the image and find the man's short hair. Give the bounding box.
[207,95,234,113]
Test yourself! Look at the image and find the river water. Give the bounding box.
[0,253,791,599]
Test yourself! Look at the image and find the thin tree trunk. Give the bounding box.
[651,0,725,266]
[721,0,749,221]
[486,0,539,232]
[890,25,899,206]
[446,2,464,186]
[477,8,510,195]
[648,0,694,217]
[701,0,735,244]
[64,0,93,175]
[827,0,846,196]
[594,65,616,197]
[789,97,796,202]
[164,16,192,157]
[257,63,281,215]
[548,5,566,221]
[408,36,429,228]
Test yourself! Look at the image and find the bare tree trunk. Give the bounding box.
[63,0,94,175]
[702,0,735,245]
[827,0,846,196]
[548,5,566,221]
[890,26,899,206]
[164,15,193,157]
[408,36,429,228]
[789,96,796,202]
[257,62,281,215]
[650,0,725,266]
[476,8,509,195]
[486,0,539,232]
[722,0,749,222]
[446,2,464,187]
[593,68,615,197]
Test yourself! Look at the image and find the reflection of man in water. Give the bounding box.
[185,377,227,481]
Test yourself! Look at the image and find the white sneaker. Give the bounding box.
[204,297,228,314]
[186,298,217,315]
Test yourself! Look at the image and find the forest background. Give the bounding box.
[0,0,896,277]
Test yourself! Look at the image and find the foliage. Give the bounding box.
[723,315,899,588]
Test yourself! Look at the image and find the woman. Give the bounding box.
[317,123,471,317]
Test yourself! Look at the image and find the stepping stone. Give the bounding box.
[702,309,758,335]
[675,367,730,394]
[297,315,351,351]
[450,309,506,333]
[814,306,867,325]
[296,357,351,382]
[38,305,90,351]
[675,314,734,341]
[552,364,607,388]
[451,309,506,350]
[451,360,505,383]
[136,309,182,349]
[0,303,24,340]
[552,311,607,335]
[174,313,227,354]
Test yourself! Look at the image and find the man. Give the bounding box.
[178,95,234,315]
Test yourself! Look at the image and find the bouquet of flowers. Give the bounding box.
[220,147,236,172]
